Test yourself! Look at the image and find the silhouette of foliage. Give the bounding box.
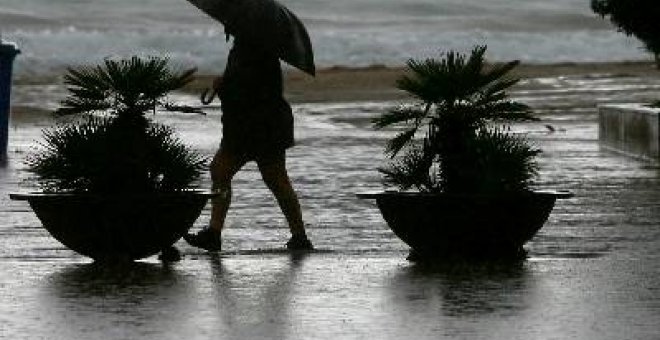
[27,56,207,192]
[28,116,206,192]
[374,46,539,193]
[56,56,197,117]
[591,0,660,67]
[379,143,436,191]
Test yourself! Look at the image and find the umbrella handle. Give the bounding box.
[200,88,216,105]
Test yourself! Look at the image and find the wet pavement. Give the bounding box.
[1,73,659,339]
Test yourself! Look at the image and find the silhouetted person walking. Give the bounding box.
[184,36,313,251]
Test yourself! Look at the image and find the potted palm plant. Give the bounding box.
[10,56,216,261]
[358,46,572,260]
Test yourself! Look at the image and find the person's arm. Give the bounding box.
[201,75,223,105]
[213,75,223,94]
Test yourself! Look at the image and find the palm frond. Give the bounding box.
[385,128,419,157]
[397,56,466,105]
[379,144,436,191]
[373,105,427,129]
[470,128,540,192]
[56,56,197,117]
[478,76,519,103]
[27,116,207,192]
[479,59,520,90]
[375,45,539,193]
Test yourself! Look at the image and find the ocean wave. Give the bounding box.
[0,9,57,28]
[1,0,651,79]
[5,28,649,80]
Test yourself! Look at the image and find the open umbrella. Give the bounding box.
[186,0,315,76]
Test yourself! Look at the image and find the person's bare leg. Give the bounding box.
[257,153,307,238]
[185,147,246,251]
[209,147,246,233]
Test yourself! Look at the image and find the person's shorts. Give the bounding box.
[220,101,294,161]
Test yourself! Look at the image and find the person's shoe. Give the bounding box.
[286,234,314,251]
[184,227,222,251]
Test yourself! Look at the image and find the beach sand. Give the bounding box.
[9,60,660,118]
[185,61,660,104]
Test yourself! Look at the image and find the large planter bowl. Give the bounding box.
[10,190,218,261]
[357,190,573,260]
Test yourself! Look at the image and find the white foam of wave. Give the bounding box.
[2,0,652,79]
[6,25,648,80]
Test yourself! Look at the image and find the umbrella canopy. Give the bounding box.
[186,0,315,76]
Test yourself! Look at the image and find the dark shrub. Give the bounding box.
[27,56,207,192]
[28,116,206,192]
[591,0,660,67]
[374,46,539,193]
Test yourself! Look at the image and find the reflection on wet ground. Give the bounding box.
[1,73,659,339]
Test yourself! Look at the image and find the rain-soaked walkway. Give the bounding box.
[1,73,659,339]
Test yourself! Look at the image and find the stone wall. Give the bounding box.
[598,104,659,160]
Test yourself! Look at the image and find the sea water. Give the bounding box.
[0,0,651,78]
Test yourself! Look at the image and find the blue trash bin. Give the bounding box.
[0,40,20,161]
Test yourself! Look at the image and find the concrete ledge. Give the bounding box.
[598,104,659,161]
